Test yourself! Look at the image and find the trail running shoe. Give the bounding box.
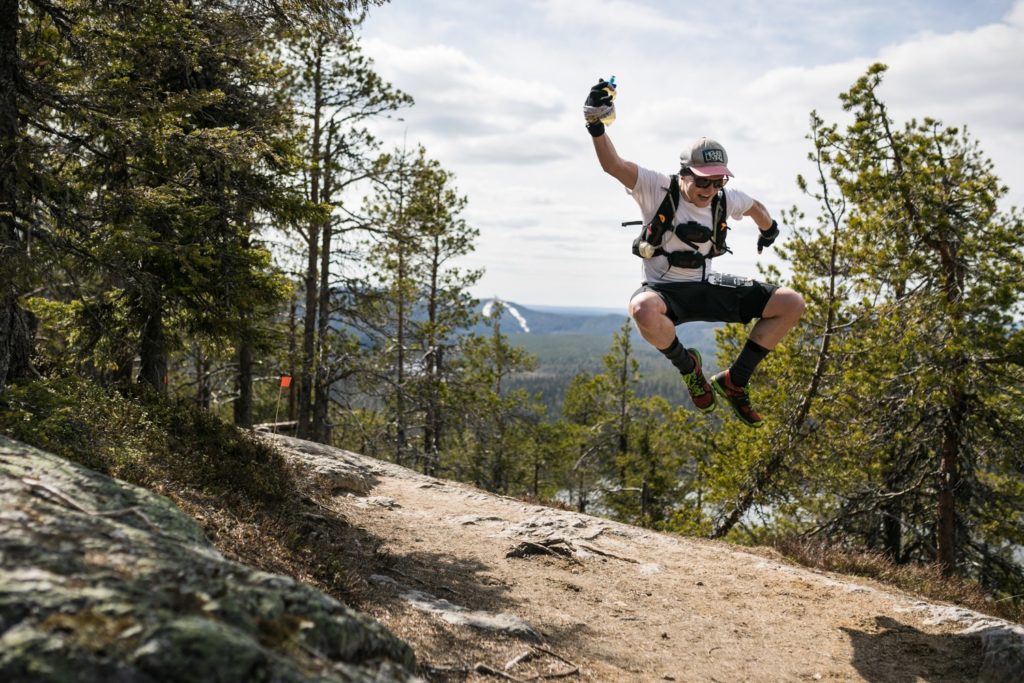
[681,349,715,413]
[711,370,764,428]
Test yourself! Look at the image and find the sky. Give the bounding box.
[356,0,1024,311]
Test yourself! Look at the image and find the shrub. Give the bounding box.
[0,376,293,504]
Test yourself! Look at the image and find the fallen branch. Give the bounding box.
[505,650,535,670]
[506,540,577,562]
[529,646,580,680]
[423,662,523,681]
[474,663,525,681]
[574,542,639,564]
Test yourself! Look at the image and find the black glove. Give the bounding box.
[757,220,780,254]
[583,79,615,138]
[585,79,614,108]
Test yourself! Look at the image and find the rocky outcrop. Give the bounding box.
[0,436,417,682]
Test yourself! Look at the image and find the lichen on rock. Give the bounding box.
[0,436,417,682]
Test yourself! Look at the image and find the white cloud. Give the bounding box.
[1009,0,1024,24]
[361,36,569,164]
[538,0,701,37]
[357,1,1024,308]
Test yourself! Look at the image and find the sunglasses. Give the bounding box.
[690,175,728,189]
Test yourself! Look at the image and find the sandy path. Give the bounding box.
[273,435,1022,682]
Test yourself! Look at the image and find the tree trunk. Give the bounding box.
[312,122,335,444]
[423,346,441,475]
[617,331,630,457]
[111,353,134,386]
[194,347,211,409]
[297,43,324,440]
[297,232,319,437]
[137,284,167,393]
[0,0,16,251]
[882,497,902,562]
[0,297,12,391]
[311,278,327,444]
[393,246,408,465]
[287,294,297,421]
[0,0,33,393]
[0,291,34,389]
[235,339,253,427]
[936,386,966,575]
[934,242,968,576]
[421,238,442,474]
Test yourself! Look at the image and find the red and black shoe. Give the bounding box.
[711,370,764,428]
[681,349,716,413]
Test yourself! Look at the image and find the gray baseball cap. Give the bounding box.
[680,137,733,177]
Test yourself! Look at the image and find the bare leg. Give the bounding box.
[748,287,805,350]
[628,291,676,349]
[631,290,716,411]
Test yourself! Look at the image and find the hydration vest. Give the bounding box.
[628,174,731,269]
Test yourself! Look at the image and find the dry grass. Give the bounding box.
[159,467,377,608]
[773,536,1024,625]
[0,376,375,609]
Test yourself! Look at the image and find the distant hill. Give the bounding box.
[475,298,720,342]
[474,298,631,337]
[476,298,723,415]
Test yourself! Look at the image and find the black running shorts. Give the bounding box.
[632,277,779,325]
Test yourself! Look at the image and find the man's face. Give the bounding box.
[681,172,727,208]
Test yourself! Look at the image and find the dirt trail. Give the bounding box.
[272,435,1022,683]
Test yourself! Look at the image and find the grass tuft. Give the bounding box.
[772,536,1024,625]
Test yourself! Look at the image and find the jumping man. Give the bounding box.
[583,78,804,427]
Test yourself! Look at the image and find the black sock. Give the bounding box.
[660,338,695,375]
[729,339,770,387]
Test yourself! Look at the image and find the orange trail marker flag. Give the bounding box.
[274,375,292,432]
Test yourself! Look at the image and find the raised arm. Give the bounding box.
[592,132,638,189]
[583,79,638,189]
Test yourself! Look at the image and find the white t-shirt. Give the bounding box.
[628,166,754,284]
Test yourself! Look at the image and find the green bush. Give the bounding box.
[0,376,293,504]
[154,396,293,502]
[0,376,160,477]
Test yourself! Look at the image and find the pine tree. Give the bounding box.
[7,2,298,394]
[721,64,1024,597]
[351,145,482,468]
[444,303,543,494]
[2,0,388,395]
[563,321,712,525]
[282,26,410,440]
[404,157,482,474]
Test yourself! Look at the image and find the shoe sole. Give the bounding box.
[711,375,764,429]
[688,349,716,413]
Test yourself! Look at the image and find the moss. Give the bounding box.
[1,441,417,681]
[133,616,273,682]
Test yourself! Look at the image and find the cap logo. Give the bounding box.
[701,149,725,163]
